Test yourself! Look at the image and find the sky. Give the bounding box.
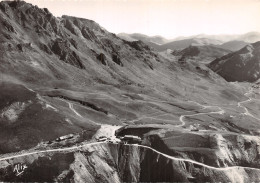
[22,0,260,39]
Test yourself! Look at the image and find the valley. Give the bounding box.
[0,0,260,182]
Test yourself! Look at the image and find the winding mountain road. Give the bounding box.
[68,102,83,118]
[178,87,260,128]
[1,140,260,172]
[0,141,105,162]
[178,101,225,127]
[238,88,260,121]
[132,144,260,171]
[1,87,260,175]
[57,98,100,125]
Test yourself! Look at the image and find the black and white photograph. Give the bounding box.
[0,0,260,182]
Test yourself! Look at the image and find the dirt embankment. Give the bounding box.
[1,143,260,182]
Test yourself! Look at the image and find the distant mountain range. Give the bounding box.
[118,32,260,52]
[173,32,260,43]
[118,32,260,82]
[118,33,169,45]
[155,38,223,52]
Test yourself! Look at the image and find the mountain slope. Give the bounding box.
[217,40,249,51]
[172,45,231,63]
[0,0,252,151]
[0,0,256,153]
[239,32,260,43]
[1,1,260,182]
[0,0,162,152]
[209,42,260,82]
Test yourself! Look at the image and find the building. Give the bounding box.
[56,134,74,141]
[97,137,107,142]
[121,135,141,144]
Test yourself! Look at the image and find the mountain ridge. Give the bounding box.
[209,41,260,82]
[172,45,232,63]
[119,32,260,52]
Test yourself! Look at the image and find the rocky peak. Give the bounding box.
[0,0,159,87]
[62,15,106,35]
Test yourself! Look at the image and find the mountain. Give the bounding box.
[217,40,249,51]
[173,32,260,43]
[0,0,237,154]
[172,45,232,63]
[171,34,231,42]
[209,42,260,82]
[118,34,223,52]
[119,32,260,52]
[0,0,160,153]
[118,33,170,45]
[1,1,260,182]
[155,38,223,52]
[238,32,260,43]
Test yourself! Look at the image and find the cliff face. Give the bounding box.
[1,143,260,182]
[53,144,260,182]
[144,132,260,169]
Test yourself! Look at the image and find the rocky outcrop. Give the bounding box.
[111,54,123,66]
[124,40,151,52]
[2,19,15,33]
[63,18,81,36]
[51,39,85,69]
[81,26,98,42]
[0,101,31,123]
[0,0,161,85]
[97,53,107,66]
[69,38,78,49]
[39,42,52,54]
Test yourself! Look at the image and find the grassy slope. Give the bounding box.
[0,1,258,157]
[0,82,98,153]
